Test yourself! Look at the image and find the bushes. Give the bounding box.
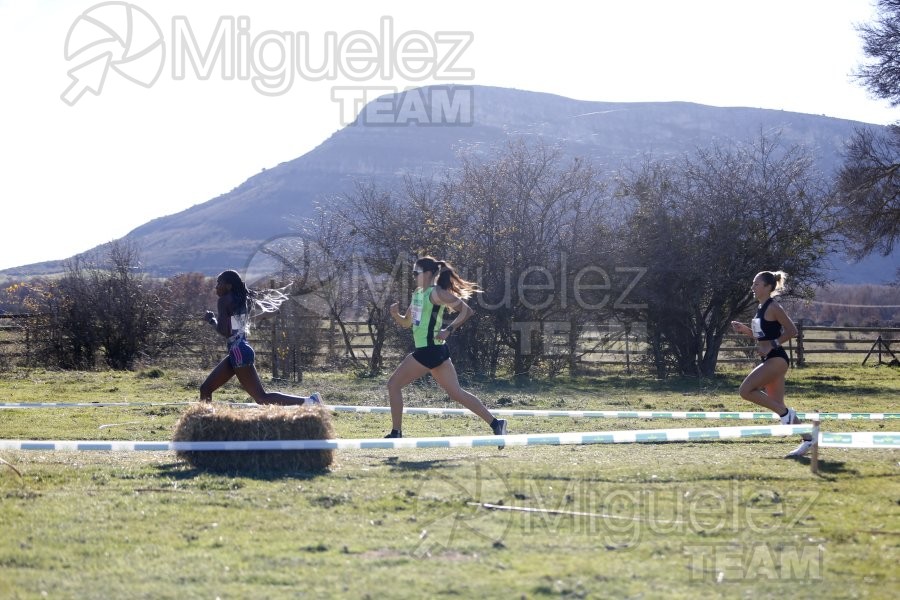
[21,242,208,371]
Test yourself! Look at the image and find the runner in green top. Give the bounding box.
[410,285,446,348]
[384,256,508,439]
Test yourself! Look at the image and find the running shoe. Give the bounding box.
[779,407,798,425]
[785,439,814,458]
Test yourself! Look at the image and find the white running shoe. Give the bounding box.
[785,439,814,458]
[306,392,322,406]
[779,407,798,425]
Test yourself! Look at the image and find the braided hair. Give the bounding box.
[218,270,290,317]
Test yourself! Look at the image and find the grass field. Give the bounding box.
[0,365,897,599]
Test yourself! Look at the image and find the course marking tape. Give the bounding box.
[817,432,900,449]
[0,402,189,409]
[0,424,812,451]
[326,406,898,421]
[1,402,895,422]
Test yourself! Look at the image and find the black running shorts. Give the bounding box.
[763,346,790,364]
[412,344,450,369]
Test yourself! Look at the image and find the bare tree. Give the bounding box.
[619,134,832,377]
[854,0,900,106]
[450,141,614,377]
[835,125,900,259]
[337,183,418,375]
[297,208,364,365]
[321,140,616,378]
[93,242,161,369]
[836,0,900,265]
[274,186,416,376]
[158,272,216,365]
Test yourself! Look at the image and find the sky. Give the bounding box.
[0,0,897,272]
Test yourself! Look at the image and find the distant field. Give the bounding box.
[0,365,897,599]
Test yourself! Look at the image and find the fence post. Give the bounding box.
[271,315,278,379]
[810,420,820,475]
[863,334,899,366]
[25,322,31,367]
[270,279,278,379]
[796,322,805,367]
[624,324,632,374]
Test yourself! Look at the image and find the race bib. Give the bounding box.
[751,317,763,339]
[411,294,423,326]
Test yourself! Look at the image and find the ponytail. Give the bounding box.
[757,270,788,296]
[416,256,481,299]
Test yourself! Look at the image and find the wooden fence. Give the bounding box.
[0,314,34,366]
[1,313,897,372]
[793,324,899,367]
[679,325,899,367]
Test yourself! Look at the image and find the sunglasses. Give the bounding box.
[412,270,423,276]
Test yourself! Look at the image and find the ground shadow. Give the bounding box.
[769,455,861,478]
[808,459,862,477]
[380,456,468,471]
[153,460,330,481]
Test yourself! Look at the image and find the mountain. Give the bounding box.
[4,85,896,282]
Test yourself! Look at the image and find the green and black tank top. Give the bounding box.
[410,286,446,348]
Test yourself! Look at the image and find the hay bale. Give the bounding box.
[173,403,334,473]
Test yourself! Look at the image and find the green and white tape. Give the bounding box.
[0,402,186,409]
[326,406,898,421]
[1,402,895,421]
[817,432,900,449]
[0,424,812,452]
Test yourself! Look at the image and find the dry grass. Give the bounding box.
[173,403,334,473]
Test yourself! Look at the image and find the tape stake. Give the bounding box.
[810,421,820,475]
